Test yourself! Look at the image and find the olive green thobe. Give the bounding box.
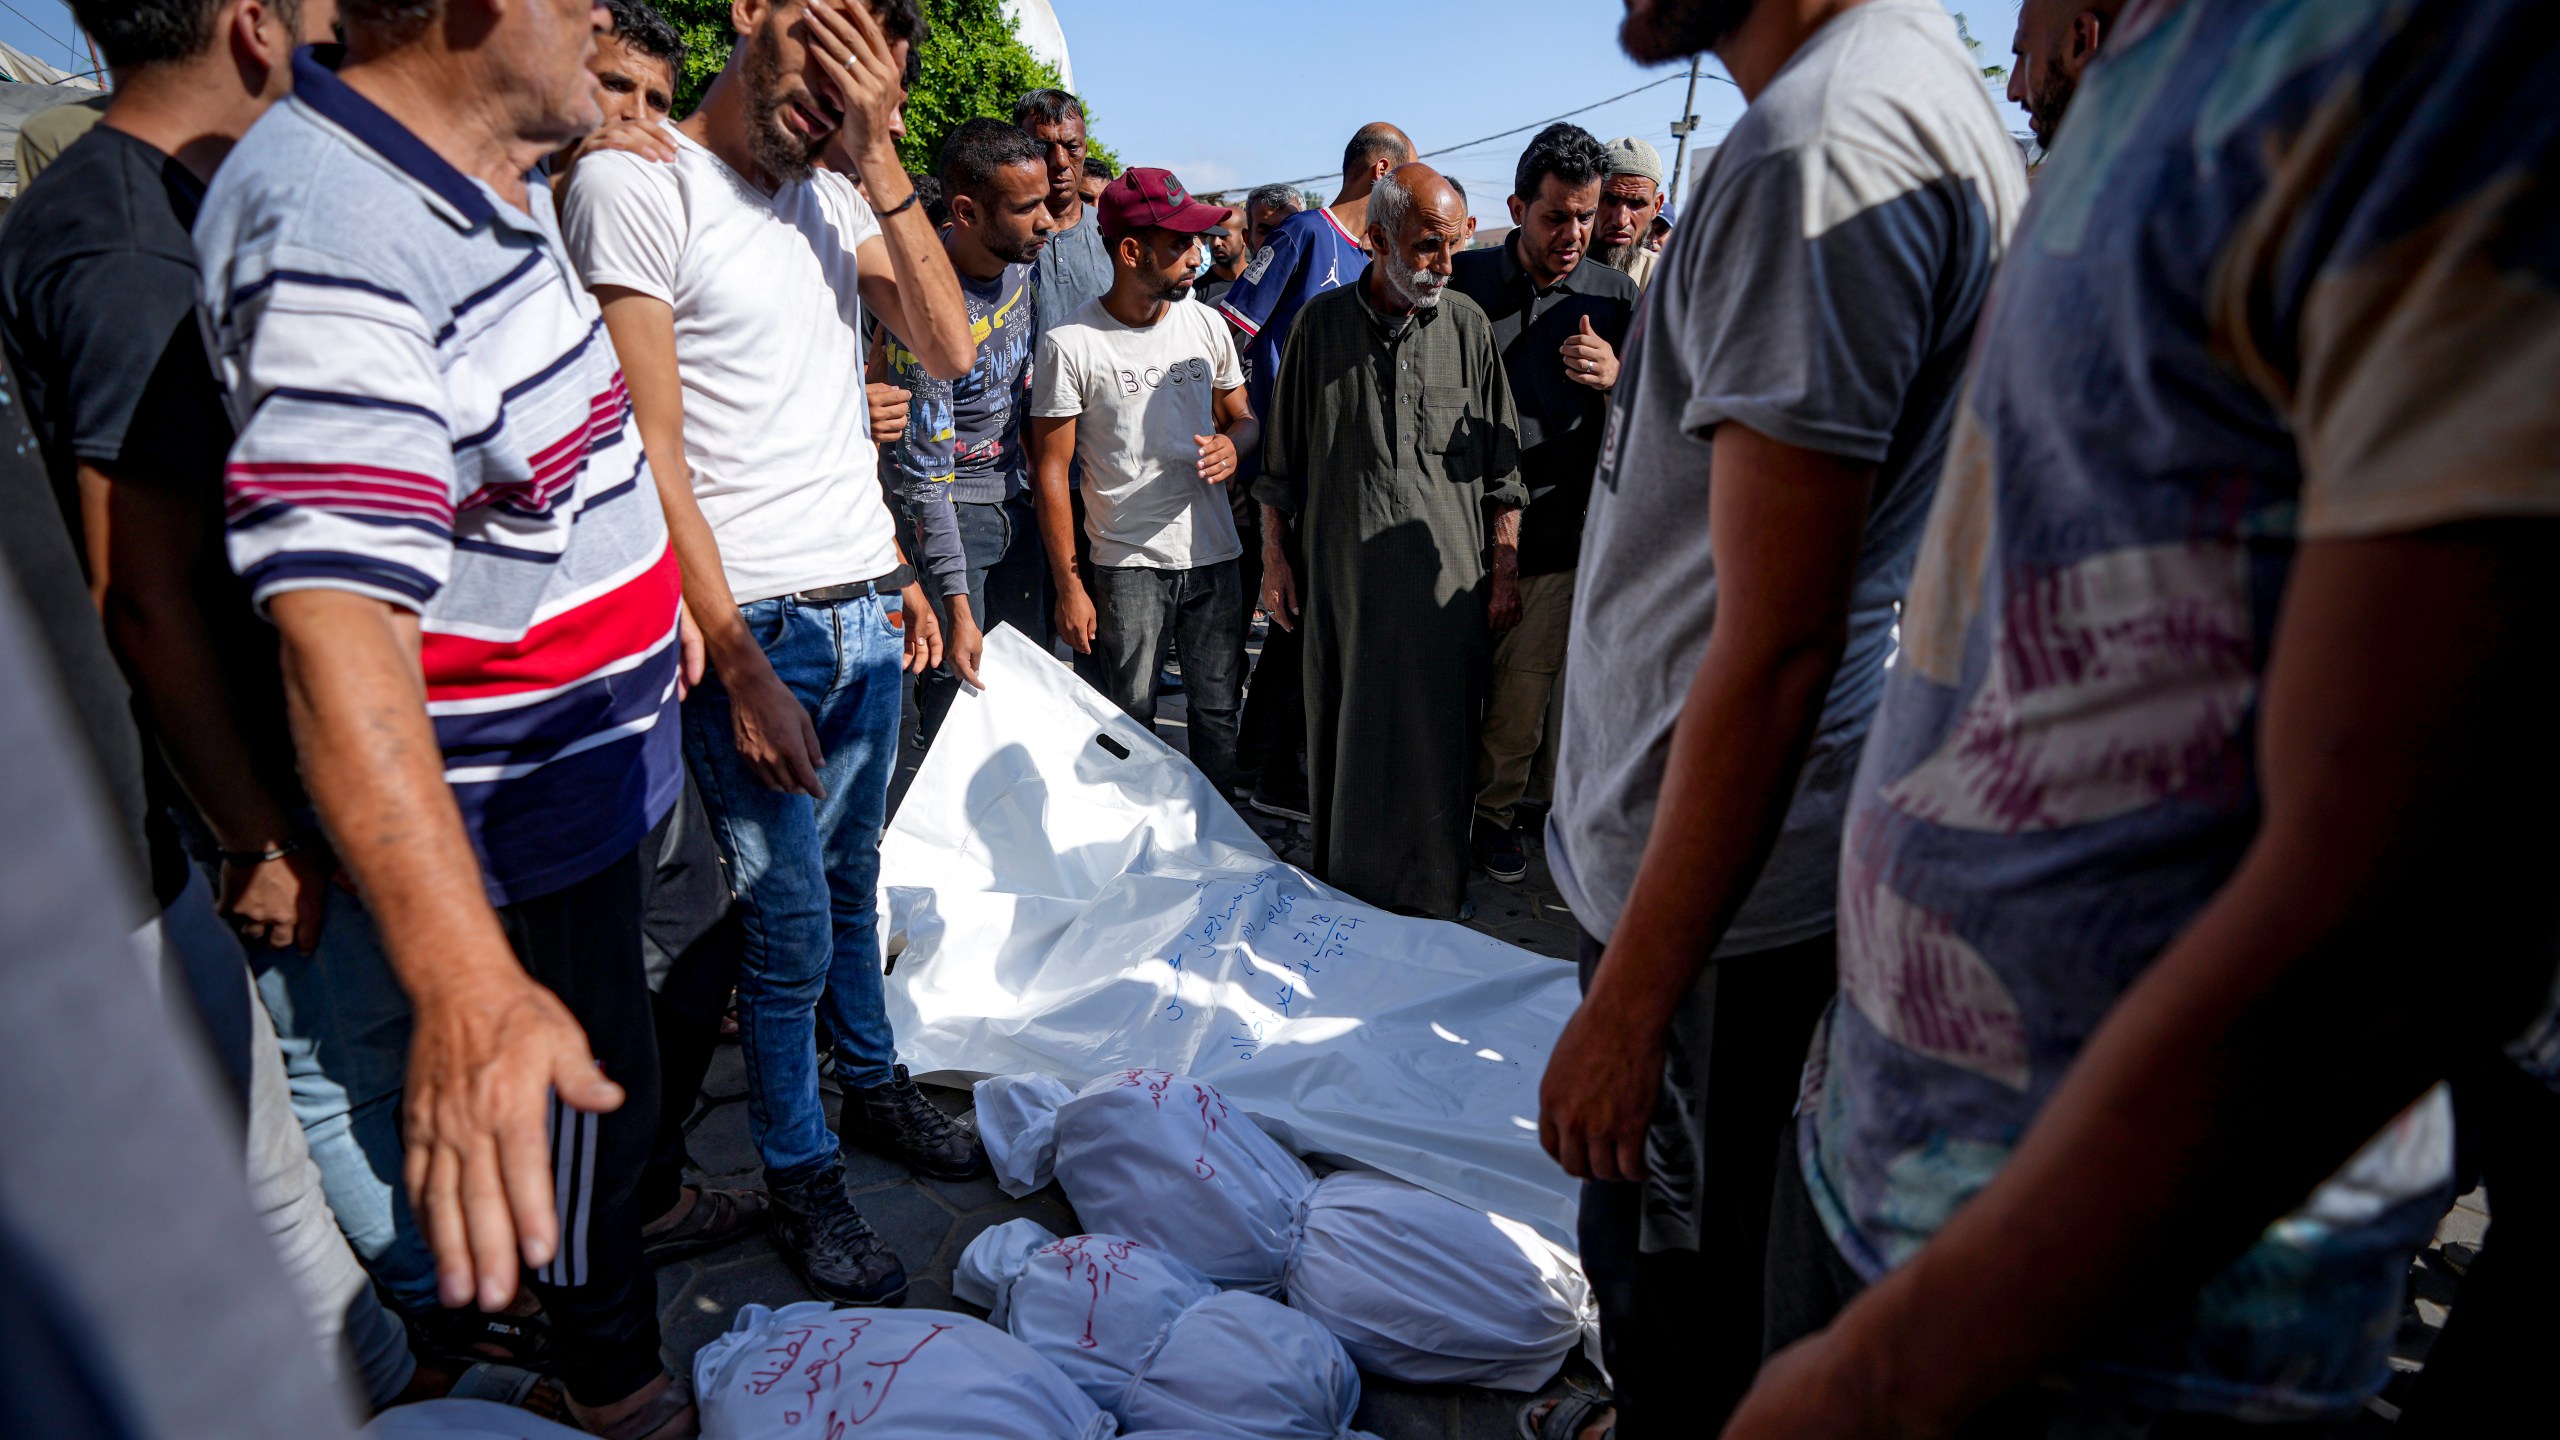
[1255,270,1525,918]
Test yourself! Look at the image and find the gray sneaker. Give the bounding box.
[841,1064,988,1181]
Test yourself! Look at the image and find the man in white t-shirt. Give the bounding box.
[1028,169,1260,795]
[559,0,979,1310]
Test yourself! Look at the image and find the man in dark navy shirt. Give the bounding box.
[1446,124,1633,885]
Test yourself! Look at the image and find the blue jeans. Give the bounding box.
[180,822,441,1315]
[907,492,1045,747]
[683,592,905,1178]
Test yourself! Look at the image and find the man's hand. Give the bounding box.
[1537,999,1666,1182]
[1722,1328,1904,1440]
[1260,548,1299,633]
[1562,315,1619,391]
[676,604,705,700]
[867,382,910,447]
[570,115,678,167]
[1056,582,1099,654]
[801,0,907,165]
[726,660,827,797]
[946,595,985,689]
[899,582,942,675]
[218,843,332,955]
[1195,432,1239,485]
[403,966,626,1313]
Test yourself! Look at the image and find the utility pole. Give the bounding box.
[1666,55,1703,208]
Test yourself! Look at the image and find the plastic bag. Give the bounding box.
[1052,1069,1316,1292]
[880,628,1580,1243]
[692,1301,1114,1439]
[977,1070,1594,1391]
[956,1220,1372,1440]
[977,1072,1078,1199]
[1282,1171,1594,1391]
[361,1400,588,1438]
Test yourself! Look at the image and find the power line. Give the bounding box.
[1237,68,1732,194]
[0,0,79,66]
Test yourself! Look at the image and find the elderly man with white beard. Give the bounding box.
[1254,162,1526,920]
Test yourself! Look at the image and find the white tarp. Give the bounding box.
[879,627,1582,1243]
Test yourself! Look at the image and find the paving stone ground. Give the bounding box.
[651,629,2463,1434]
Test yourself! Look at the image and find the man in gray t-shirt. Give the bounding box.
[1531,0,2024,1431]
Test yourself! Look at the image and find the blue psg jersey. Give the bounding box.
[1215,204,1367,485]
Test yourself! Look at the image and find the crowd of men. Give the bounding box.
[0,0,2551,1438]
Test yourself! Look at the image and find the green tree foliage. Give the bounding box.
[651,0,1117,174]
[1952,11,2010,87]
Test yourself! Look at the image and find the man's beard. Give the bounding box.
[2025,58,2076,150]
[989,230,1050,266]
[1593,238,1640,273]
[1620,0,1758,65]
[745,25,824,185]
[1383,263,1446,311]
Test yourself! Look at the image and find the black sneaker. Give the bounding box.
[1249,767,1312,824]
[1475,823,1529,884]
[840,1065,987,1180]
[766,1158,908,1306]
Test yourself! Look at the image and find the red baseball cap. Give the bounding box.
[1096,168,1232,243]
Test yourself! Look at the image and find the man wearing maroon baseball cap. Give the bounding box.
[1095,167,1236,244]
[1027,166,1263,798]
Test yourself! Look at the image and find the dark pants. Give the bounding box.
[635,779,743,1224]
[2394,1056,2560,1437]
[500,845,664,1409]
[1576,926,1836,1437]
[1763,1123,2346,1438]
[909,493,1046,746]
[1237,524,1304,795]
[1074,558,1247,791]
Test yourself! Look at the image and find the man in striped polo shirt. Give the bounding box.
[198,4,698,1434]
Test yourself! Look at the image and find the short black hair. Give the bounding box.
[1012,89,1087,132]
[335,0,440,47]
[1341,122,1413,187]
[1514,123,1611,205]
[71,0,256,65]
[939,117,1046,203]
[1082,155,1115,181]
[912,174,949,229]
[599,0,685,74]
[866,0,925,89]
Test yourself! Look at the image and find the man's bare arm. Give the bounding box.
[1539,423,1874,1182]
[81,465,327,952]
[1028,414,1093,653]
[1487,502,1524,632]
[269,589,624,1314]
[1725,523,2559,1440]
[596,286,826,797]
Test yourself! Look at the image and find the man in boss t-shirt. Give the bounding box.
[561,0,982,1312]
[1030,168,1260,796]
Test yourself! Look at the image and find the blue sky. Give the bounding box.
[1055,0,2031,224]
[3,2,2032,225]
[0,1,98,82]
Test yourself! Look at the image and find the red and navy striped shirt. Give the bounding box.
[199,52,681,905]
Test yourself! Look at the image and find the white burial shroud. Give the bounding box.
[879,626,1582,1244]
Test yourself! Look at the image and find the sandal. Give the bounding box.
[442,1362,573,1425]
[586,1374,697,1440]
[1520,1391,1616,1440]
[642,1184,770,1265]
[410,1304,554,1370]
